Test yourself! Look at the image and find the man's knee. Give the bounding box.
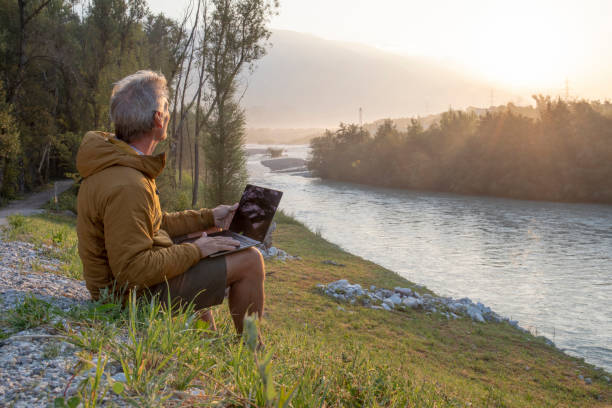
[226,247,265,285]
[245,247,265,282]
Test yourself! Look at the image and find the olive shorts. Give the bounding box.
[148,255,227,310]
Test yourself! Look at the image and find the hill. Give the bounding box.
[242,30,519,129]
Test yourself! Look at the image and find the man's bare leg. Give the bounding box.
[225,247,265,334]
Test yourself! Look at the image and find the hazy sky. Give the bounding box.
[148,0,612,99]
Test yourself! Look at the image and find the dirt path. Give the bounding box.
[0,180,74,226]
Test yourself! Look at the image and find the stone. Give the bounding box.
[466,305,485,323]
[394,287,412,296]
[113,372,127,382]
[585,377,592,385]
[448,303,465,313]
[386,294,402,305]
[381,303,392,311]
[402,297,423,308]
[578,374,584,380]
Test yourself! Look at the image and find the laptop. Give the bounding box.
[176,184,283,257]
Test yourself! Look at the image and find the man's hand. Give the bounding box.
[193,232,240,258]
[212,203,238,230]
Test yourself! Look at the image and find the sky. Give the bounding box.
[148,0,612,100]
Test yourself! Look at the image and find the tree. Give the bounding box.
[203,98,247,205]
[191,0,277,206]
[0,83,21,201]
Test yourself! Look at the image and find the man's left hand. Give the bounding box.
[212,203,238,230]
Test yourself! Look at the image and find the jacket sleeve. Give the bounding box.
[103,184,202,290]
[161,208,215,237]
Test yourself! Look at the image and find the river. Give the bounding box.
[247,144,612,373]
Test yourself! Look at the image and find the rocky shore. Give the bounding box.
[319,279,547,336]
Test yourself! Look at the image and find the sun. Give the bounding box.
[465,3,578,90]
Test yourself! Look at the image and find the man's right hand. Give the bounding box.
[193,233,240,258]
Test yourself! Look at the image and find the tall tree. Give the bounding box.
[194,0,277,206]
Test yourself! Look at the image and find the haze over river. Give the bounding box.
[247,145,612,372]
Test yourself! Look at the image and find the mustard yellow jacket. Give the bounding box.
[76,131,214,300]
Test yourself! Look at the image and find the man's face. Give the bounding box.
[154,97,171,142]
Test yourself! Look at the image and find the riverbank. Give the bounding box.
[1,212,610,406]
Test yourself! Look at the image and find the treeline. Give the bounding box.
[0,0,275,207]
[309,97,612,204]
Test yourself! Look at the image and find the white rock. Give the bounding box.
[585,377,592,385]
[402,297,423,308]
[394,287,413,296]
[448,303,465,313]
[466,305,485,323]
[387,294,402,305]
[381,303,392,311]
[113,373,126,382]
[188,389,206,396]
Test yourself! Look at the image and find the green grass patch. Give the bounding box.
[2,212,610,407]
[5,294,58,331]
[4,212,82,279]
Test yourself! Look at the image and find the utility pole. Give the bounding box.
[490,89,494,108]
[359,107,363,127]
[565,78,570,100]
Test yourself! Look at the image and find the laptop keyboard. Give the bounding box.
[217,231,258,245]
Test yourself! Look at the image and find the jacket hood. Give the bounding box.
[76,131,166,179]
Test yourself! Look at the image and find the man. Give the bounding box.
[76,70,265,334]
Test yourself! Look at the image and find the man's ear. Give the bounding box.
[153,111,164,128]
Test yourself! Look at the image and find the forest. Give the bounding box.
[0,0,276,208]
[309,97,612,204]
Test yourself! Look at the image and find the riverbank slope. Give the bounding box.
[1,212,610,406]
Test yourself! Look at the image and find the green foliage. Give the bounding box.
[0,81,21,201]
[203,99,248,206]
[309,99,612,203]
[267,147,284,158]
[6,212,82,279]
[6,294,57,331]
[0,0,182,200]
[44,184,79,213]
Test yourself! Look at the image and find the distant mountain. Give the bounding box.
[241,30,518,129]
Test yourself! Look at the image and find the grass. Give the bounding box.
[5,213,82,279]
[1,211,610,407]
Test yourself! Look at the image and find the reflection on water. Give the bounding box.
[248,145,612,372]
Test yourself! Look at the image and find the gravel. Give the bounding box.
[0,233,95,407]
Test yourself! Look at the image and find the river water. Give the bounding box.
[247,144,612,372]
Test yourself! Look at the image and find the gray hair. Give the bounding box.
[110,70,169,143]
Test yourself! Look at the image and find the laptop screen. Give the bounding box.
[229,184,283,242]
